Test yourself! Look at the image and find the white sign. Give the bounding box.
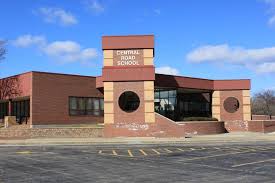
[115,50,141,66]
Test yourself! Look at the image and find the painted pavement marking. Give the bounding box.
[232,158,275,168]
[139,149,148,156]
[128,150,134,157]
[97,146,275,158]
[152,149,161,155]
[112,150,118,156]
[164,148,173,153]
[177,148,185,152]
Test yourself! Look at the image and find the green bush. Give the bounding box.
[180,117,219,121]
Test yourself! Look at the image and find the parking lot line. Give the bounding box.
[178,150,254,162]
[128,150,133,157]
[232,158,275,167]
[152,149,161,155]
[139,149,148,156]
[112,150,118,156]
[164,148,173,153]
[177,148,185,152]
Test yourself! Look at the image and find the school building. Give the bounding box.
[1,35,273,137]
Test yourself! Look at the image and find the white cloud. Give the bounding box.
[186,44,275,73]
[264,0,275,26]
[186,44,275,64]
[44,41,97,63]
[13,35,46,48]
[13,34,98,63]
[37,7,77,26]
[156,66,180,75]
[44,41,81,56]
[256,62,275,73]
[85,0,105,14]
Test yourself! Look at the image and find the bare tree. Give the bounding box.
[252,90,275,116]
[0,76,22,100]
[0,40,6,60]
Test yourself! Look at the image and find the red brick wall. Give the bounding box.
[113,82,145,123]
[225,120,275,133]
[220,90,243,121]
[248,121,264,132]
[262,121,275,133]
[104,113,185,137]
[31,72,103,126]
[224,121,249,132]
[180,121,226,135]
[0,72,32,100]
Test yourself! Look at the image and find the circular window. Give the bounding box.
[118,91,140,113]
[223,97,240,113]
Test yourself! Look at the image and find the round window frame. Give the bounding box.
[223,97,240,113]
[118,91,140,113]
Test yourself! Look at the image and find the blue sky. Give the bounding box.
[0,0,275,94]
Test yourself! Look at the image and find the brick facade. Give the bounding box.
[3,34,269,138]
[220,90,244,121]
[225,120,275,133]
[31,72,103,126]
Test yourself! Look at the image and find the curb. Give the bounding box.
[1,138,275,146]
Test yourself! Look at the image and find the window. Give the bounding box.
[0,102,8,119]
[154,89,177,119]
[224,97,240,113]
[69,97,104,116]
[11,100,30,121]
[119,91,140,113]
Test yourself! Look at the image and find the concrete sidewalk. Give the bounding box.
[0,132,275,146]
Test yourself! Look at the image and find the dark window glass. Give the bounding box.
[0,102,9,119]
[10,100,30,123]
[69,97,104,116]
[86,98,93,115]
[154,89,177,120]
[119,91,140,113]
[160,91,169,98]
[93,99,100,116]
[100,99,104,111]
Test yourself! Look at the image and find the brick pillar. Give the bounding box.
[242,90,251,121]
[8,100,12,116]
[212,91,221,121]
[102,35,155,137]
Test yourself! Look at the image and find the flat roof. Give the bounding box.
[102,35,154,50]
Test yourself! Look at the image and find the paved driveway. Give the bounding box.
[1,143,275,182]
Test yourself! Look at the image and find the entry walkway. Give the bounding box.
[1,132,275,146]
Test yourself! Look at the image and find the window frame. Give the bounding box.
[68,96,104,117]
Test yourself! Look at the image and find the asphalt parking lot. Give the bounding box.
[1,143,275,183]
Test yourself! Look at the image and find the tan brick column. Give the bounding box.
[143,49,155,123]
[242,90,251,121]
[144,81,155,123]
[212,91,221,121]
[103,50,114,124]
